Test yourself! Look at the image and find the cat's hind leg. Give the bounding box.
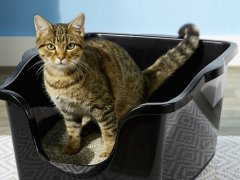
[93,105,118,158]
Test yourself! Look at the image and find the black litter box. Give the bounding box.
[0,33,237,180]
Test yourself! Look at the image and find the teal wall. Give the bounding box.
[0,0,59,36]
[1,0,240,36]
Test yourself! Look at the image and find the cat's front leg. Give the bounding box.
[62,113,82,155]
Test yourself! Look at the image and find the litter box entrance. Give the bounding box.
[34,106,108,166]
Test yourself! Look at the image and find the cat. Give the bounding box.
[34,13,199,158]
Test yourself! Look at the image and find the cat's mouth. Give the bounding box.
[57,64,67,67]
[46,61,69,70]
[45,59,77,71]
[53,59,70,69]
[55,63,69,70]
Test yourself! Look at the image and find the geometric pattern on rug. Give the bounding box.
[0,136,240,180]
[0,136,18,180]
[196,136,240,180]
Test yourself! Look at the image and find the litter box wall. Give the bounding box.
[0,33,237,180]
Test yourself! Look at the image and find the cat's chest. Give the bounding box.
[52,92,90,115]
[45,82,90,114]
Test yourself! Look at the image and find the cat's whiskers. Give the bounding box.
[78,60,94,77]
[28,60,44,71]
[27,60,45,80]
[78,62,91,77]
[70,62,86,82]
[36,64,44,80]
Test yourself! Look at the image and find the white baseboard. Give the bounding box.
[0,37,35,66]
[0,36,239,66]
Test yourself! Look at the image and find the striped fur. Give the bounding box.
[34,14,199,158]
[143,24,200,96]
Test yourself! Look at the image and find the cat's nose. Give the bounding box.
[58,57,65,61]
[58,58,64,62]
[57,53,65,61]
[57,58,66,65]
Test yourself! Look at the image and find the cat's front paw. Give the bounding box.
[63,144,80,155]
[100,148,112,158]
[100,139,115,158]
[100,151,111,158]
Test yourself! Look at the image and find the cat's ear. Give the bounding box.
[34,15,52,38]
[68,13,85,36]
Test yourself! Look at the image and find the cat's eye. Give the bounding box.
[67,43,76,50]
[46,44,55,50]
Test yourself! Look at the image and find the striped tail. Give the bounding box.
[143,23,200,97]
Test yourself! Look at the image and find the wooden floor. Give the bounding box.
[219,67,240,135]
[0,67,14,135]
[0,67,240,135]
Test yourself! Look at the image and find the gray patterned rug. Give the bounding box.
[0,136,240,180]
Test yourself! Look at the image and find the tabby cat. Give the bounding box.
[34,13,199,157]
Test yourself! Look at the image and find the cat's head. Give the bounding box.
[34,14,85,71]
